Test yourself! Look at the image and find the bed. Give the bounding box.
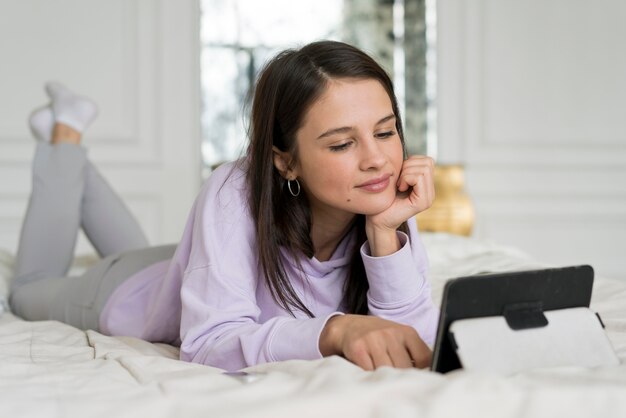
[1,233,625,418]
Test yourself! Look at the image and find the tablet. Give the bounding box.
[447,307,618,374]
[430,265,594,373]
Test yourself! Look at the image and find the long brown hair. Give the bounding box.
[246,40,407,316]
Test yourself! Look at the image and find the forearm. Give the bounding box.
[360,230,438,346]
[181,311,342,371]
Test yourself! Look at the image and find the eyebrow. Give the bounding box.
[316,113,396,140]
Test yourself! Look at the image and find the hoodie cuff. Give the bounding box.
[268,312,344,362]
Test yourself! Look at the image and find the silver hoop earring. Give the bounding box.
[287,179,301,197]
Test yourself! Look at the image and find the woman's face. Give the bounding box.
[286,78,404,222]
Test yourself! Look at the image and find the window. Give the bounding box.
[200,0,436,177]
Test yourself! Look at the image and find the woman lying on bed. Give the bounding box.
[10,40,438,372]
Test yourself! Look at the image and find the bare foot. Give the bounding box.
[51,123,81,145]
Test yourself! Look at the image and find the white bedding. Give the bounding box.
[1,233,626,418]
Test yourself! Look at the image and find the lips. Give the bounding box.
[356,174,392,192]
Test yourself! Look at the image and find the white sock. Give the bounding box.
[28,105,54,142]
[45,81,98,133]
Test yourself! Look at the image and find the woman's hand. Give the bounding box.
[365,155,435,256]
[370,155,435,230]
[319,314,432,370]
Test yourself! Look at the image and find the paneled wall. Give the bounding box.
[437,0,626,279]
[0,0,201,254]
[2,0,624,282]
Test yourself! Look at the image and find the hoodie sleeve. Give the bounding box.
[360,217,439,347]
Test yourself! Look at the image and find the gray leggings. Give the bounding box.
[9,143,176,331]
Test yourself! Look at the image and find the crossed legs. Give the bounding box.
[10,83,156,329]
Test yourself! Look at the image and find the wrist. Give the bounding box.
[319,314,346,356]
[365,222,400,257]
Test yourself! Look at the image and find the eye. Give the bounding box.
[329,141,353,152]
[375,131,396,139]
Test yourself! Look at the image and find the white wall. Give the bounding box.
[2,0,624,282]
[437,0,626,279]
[0,0,201,253]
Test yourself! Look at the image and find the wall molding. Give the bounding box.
[438,0,626,280]
[0,0,201,253]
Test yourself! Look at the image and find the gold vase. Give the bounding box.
[415,164,475,236]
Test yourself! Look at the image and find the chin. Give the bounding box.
[353,193,396,216]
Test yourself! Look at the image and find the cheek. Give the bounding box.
[311,163,352,190]
[300,158,355,195]
[391,140,404,169]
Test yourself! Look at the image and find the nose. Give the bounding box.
[358,136,386,171]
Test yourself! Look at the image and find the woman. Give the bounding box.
[10,40,438,372]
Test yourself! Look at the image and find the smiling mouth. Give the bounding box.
[356,174,392,192]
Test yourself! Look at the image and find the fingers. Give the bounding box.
[346,338,394,371]
[406,332,433,369]
[350,345,375,371]
[341,318,430,371]
[396,156,434,193]
[370,347,395,370]
[351,343,412,370]
[387,344,415,369]
[356,345,425,370]
[396,156,435,212]
[388,326,431,369]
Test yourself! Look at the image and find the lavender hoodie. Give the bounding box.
[100,161,438,371]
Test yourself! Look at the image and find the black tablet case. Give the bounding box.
[430,265,594,373]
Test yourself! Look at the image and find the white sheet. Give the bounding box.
[1,233,625,418]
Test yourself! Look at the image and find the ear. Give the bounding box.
[272,146,298,179]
